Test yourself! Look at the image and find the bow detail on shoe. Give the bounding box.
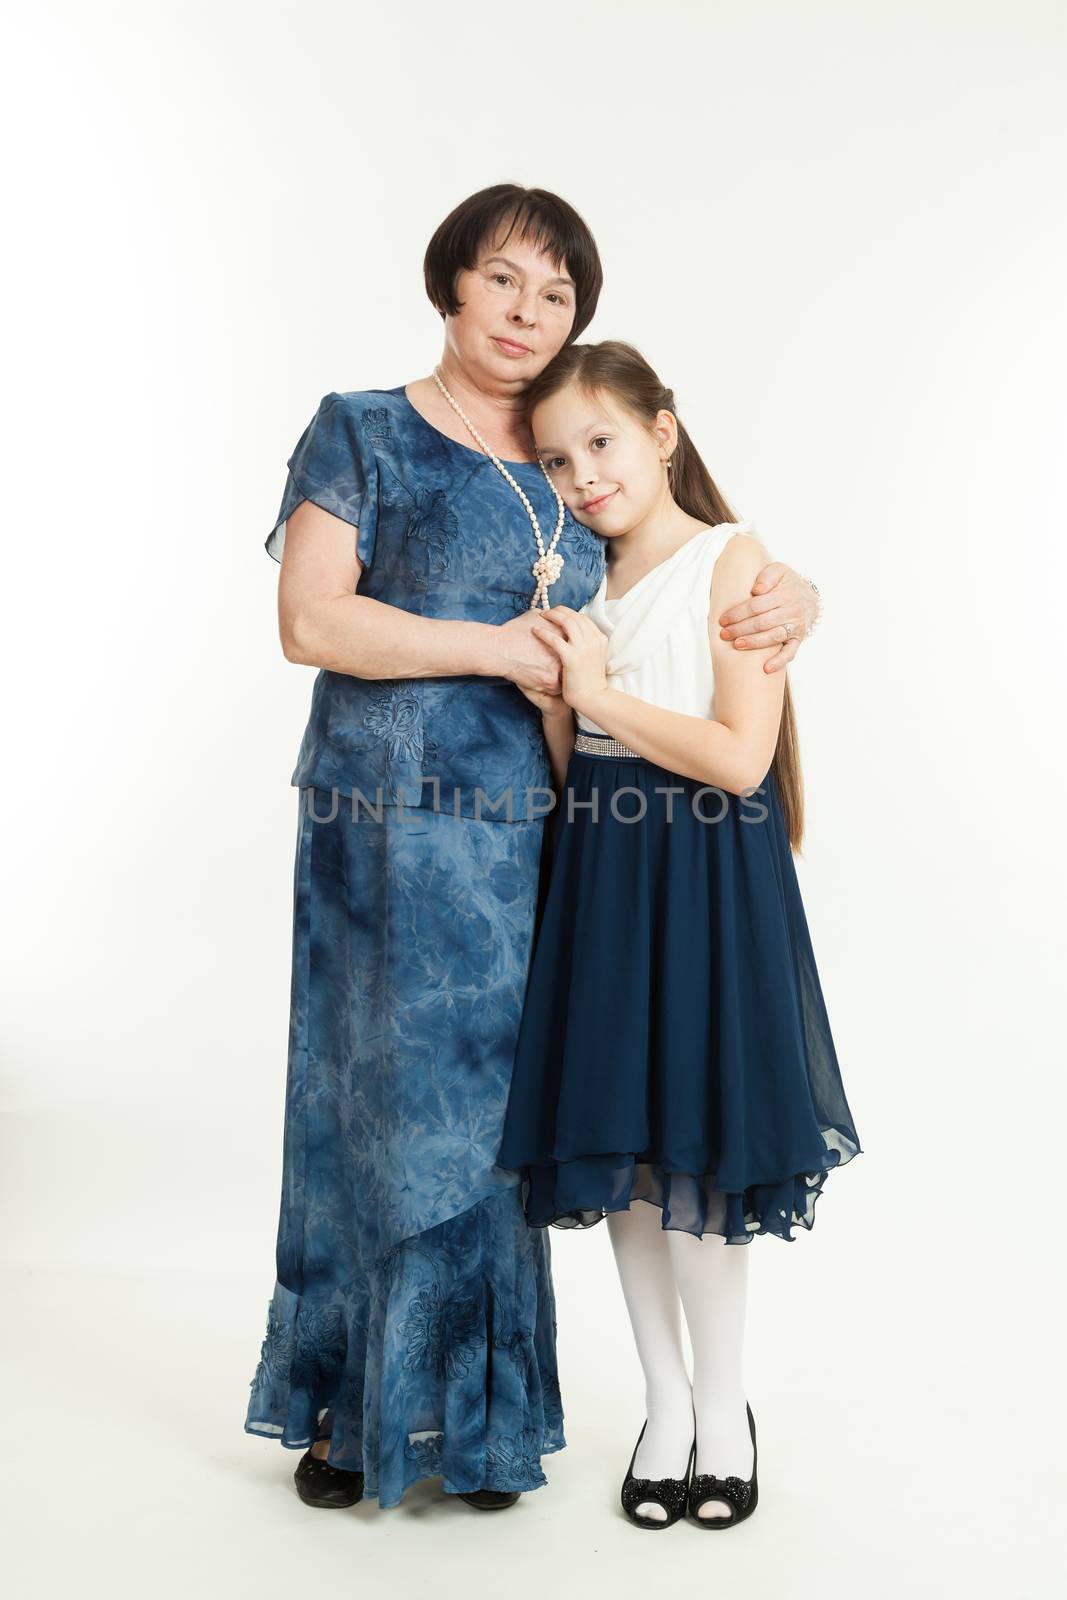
[689,1472,752,1514]
[621,1473,690,1518]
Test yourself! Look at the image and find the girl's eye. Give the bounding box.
[591,436,610,450]
[545,456,565,471]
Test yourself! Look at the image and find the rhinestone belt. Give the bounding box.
[573,731,646,760]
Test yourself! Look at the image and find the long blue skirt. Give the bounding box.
[496,740,863,1243]
[244,788,565,1507]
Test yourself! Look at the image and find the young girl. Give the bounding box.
[495,341,862,1530]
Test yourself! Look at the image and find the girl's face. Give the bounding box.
[531,382,677,535]
[446,229,577,388]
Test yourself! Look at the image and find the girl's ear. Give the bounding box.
[652,408,678,454]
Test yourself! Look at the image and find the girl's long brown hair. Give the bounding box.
[523,340,804,853]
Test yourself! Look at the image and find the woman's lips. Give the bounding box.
[493,336,531,356]
[582,489,617,513]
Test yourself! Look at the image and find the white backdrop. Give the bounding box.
[3,2,1064,1596]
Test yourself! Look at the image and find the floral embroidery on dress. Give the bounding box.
[398,1283,486,1379]
[291,1303,346,1389]
[558,523,605,580]
[484,1427,549,1491]
[363,682,426,762]
[492,1320,539,1391]
[334,1369,365,1422]
[541,1371,564,1427]
[249,1300,295,1405]
[362,406,394,447]
[492,1318,532,1356]
[404,1431,445,1475]
[406,487,460,574]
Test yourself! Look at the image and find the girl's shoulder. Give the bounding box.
[702,527,775,657]
[709,523,771,596]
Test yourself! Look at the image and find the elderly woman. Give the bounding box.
[244,183,820,1514]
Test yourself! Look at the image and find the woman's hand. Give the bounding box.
[494,609,564,694]
[530,607,609,713]
[716,563,820,672]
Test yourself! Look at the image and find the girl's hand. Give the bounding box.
[716,562,819,672]
[518,683,572,720]
[530,607,609,712]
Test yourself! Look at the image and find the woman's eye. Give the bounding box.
[546,292,568,306]
[493,273,511,286]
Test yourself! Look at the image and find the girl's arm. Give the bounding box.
[541,704,576,793]
[545,536,787,796]
[517,685,577,792]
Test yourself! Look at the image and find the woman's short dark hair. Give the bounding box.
[423,184,603,343]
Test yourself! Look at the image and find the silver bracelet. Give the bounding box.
[800,575,823,636]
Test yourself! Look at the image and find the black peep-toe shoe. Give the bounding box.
[293,1446,365,1507]
[620,1420,696,1530]
[688,1402,758,1529]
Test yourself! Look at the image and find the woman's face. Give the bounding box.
[531,382,676,536]
[445,229,577,389]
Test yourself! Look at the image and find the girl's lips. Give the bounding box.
[582,490,617,513]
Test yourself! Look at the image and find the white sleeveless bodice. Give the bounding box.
[575,520,756,736]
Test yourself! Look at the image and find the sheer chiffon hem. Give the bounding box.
[517,1127,862,1245]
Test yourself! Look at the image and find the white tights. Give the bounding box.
[606,1198,755,1520]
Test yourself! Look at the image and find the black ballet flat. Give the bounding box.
[452,1488,522,1510]
[293,1446,365,1508]
[620,1420,696,1530]
[688,1402,758,1529]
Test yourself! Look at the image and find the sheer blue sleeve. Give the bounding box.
[265,392,379,570]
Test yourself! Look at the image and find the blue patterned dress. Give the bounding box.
[244,387,605,1507]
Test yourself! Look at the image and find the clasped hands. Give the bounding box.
[509,563,820,717]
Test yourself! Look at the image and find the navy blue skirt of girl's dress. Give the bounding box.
[495,734,863,1244]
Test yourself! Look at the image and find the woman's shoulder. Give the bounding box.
[295,387,422,483]
[312,385,406,431]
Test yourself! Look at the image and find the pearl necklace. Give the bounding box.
[431,366,566,610]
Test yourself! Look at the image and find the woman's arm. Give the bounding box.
[535,536,787,796]
[277,499,561,691]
